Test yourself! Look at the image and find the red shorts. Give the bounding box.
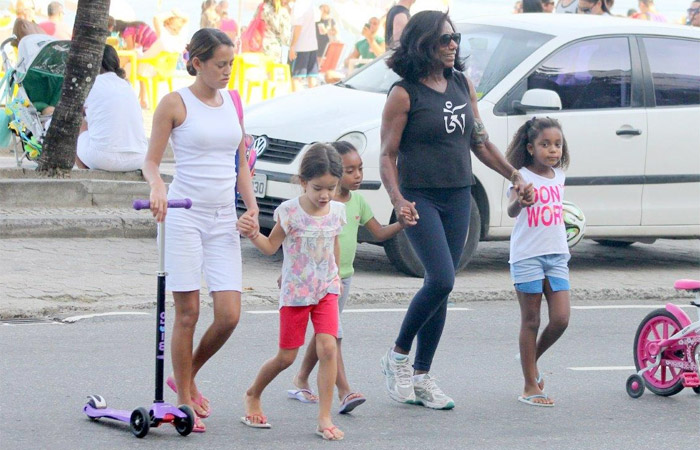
[279,293,339,349]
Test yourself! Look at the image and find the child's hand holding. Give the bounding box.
[394,200,419,227]
[517,182,535,207]
[237,213,260,239]
[398,206,414,228]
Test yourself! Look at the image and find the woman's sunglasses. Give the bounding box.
[438,32,461,46]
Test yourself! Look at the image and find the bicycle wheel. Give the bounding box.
[633,309,685,397]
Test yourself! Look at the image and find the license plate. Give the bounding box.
[252,173,267,198]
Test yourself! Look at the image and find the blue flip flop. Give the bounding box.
[518,394,554,407]
[338,392,366,414]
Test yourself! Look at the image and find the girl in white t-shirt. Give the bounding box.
[505,117,571,408]
[237,143,346,441]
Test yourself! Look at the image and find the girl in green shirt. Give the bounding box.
[287,140,409,414]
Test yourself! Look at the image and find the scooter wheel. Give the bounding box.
[175,405,195,436]
[130,407,151,438]
[626,374,645,399]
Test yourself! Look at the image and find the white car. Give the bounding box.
[243,14,700,277]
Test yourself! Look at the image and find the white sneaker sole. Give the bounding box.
[414,398,455,410]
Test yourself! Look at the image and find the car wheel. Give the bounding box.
[594,239,634,248]
[384,195,481,278]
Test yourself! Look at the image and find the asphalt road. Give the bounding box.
[2,300,699,449]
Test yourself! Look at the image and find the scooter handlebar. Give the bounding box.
[132,198,192,210]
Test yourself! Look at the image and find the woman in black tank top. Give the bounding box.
[378,11,531,409]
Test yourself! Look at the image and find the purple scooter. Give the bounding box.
[83,199,195,438]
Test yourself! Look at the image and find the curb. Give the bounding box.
[0,211,155,238]
[0,286,688,321]
[0,167,152,181]
[0,178,166,208]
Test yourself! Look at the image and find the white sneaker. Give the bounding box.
[380,347,416,403]
[413,374,455,410]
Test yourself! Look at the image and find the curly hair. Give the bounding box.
[386,10,464,83]
[329,141,357,156]
[298,143,343,182]
[506,117,570,170]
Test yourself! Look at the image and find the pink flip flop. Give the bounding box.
[240,413,272,429]
[166,376,211,418]
[193,416,207,433]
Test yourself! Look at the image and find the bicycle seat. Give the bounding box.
[673,279,700,292]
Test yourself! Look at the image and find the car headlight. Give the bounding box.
[336,132,367,155]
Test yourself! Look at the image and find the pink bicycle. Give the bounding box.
[626,279,700,398]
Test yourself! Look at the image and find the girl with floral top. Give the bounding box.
[237,143,346,441]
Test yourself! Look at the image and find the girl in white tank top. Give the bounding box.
[141,29,260,433]
[168,86,241,208]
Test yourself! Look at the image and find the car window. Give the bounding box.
[527,37,632,110]
[461,25,551,99]
[340,24,552,99]
[642,37,700,107]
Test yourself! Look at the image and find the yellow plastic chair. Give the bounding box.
[265,60,291,99]
[136,51,179,110]
[230,52,270,104]
[106,36,120,49]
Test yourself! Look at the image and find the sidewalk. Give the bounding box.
[1,236,698,319]
[0,130,176,238]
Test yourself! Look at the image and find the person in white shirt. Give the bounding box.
[141,28,259,433]
[75,45,147,171]
[289,0,319,91]
[505,117,572,408]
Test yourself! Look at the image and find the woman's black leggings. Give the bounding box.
[395,186,472,371]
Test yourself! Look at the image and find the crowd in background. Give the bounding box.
[4,0,699,92]
[515,0,699,22]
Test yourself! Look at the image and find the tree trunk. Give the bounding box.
[37,0,111,174]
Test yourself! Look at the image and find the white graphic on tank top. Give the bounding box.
[443,101,467,134]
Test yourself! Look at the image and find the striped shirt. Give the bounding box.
[122,24,157,51]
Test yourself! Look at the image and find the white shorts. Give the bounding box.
[77,132,144,171]
[162,203,242,294]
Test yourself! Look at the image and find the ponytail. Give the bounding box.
[101,45,126,79]
[506,116,570,170]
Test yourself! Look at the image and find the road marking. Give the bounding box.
[62,312,150,323]
[0,319,63,326]
[247,307,472,315]
[572,304,695,310]
[568,366,636,371]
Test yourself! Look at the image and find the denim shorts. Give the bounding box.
[510,253,570,294]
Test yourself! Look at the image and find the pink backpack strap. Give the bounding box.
[228,89,243,123]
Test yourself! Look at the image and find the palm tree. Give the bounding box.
[37,0,110,174]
